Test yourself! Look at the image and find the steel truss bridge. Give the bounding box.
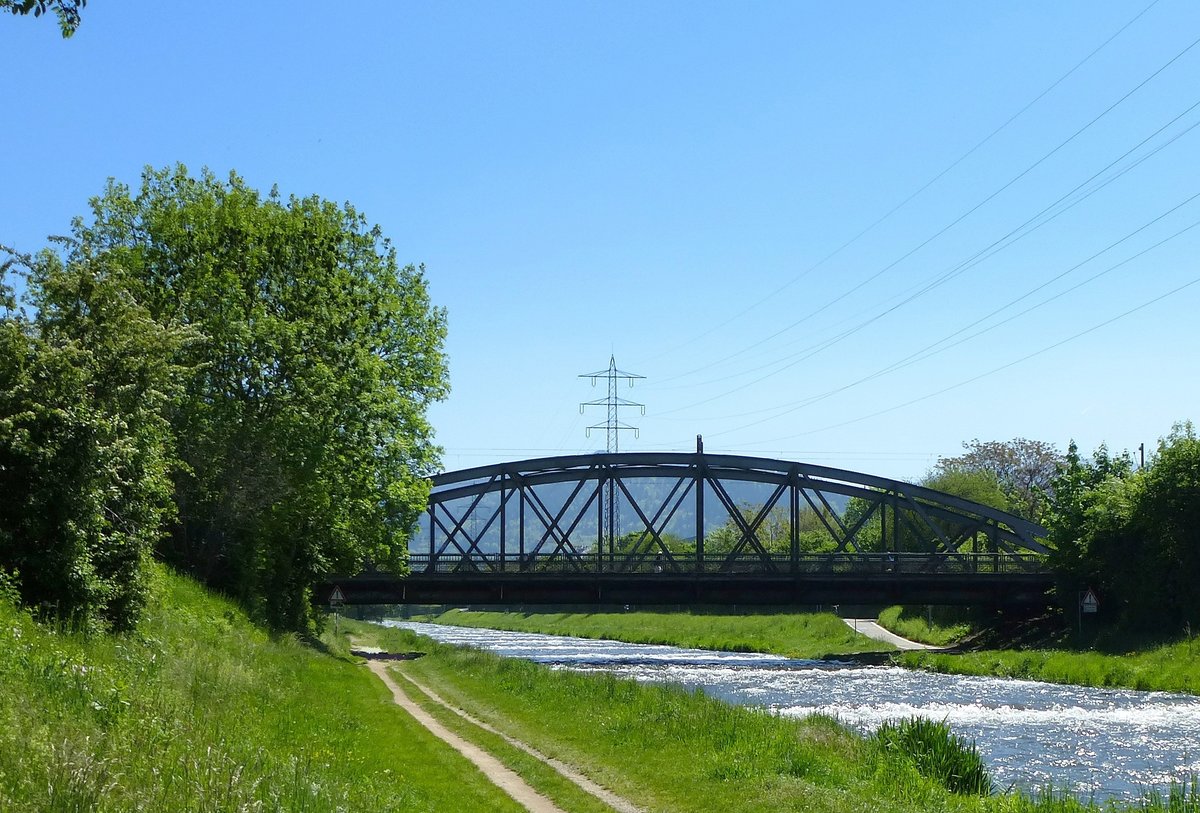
[328,452,1054,608]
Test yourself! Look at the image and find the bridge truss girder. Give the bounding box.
[418,452,1048,576]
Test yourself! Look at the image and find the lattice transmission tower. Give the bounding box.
[580,356,644,555]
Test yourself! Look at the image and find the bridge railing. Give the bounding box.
[404,551,1047,576]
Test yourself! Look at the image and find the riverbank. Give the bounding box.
[8,570,1189,811]
[351,619,1197,813]
[415,607,1200,696]
[0,566,522,811]
[873,607,1200,696]
[410,607,893,658]
[876,604,974,646]
[900,638,1200,695]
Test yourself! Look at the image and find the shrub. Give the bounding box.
[873,716,992,796]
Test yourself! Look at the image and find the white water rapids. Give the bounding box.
[385,621,1200,800]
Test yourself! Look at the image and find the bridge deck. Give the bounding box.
[324,552,1054,608]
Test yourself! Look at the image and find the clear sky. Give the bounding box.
[4,1,1198,482]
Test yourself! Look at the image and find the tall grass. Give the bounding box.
[872,717,992,795]
[418,606,890,658]
[0,566,521,812]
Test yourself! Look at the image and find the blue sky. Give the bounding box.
[4,1,1198,481]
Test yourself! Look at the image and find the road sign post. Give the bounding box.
[1078,588,1099,640]
[329,585,345,635]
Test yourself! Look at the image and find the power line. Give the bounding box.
[651,93,1200,413]
[724,275,1200,446]
[643,0,1164,368]
[673,198,1200,432]
[655,27,1200,387]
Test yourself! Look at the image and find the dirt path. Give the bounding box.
[843,618,942,651]
[366,660,568,813]
[362,650,644,813]
[395,668,645,813]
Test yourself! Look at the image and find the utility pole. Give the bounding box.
[1138,442,1145,470]
[580,356,645,558]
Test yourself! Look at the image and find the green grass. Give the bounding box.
[0,565,523,812]
[351,620,1198,813]
[413,607,893,658]
[6,569,1194,812]
[877,605,974,647]
[900,636,1200,695]
[873,717,992,796]
[388,671,617,813]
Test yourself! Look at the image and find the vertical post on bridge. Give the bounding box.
[427,503,435,571]
[695,435,705,574]
[789,467,800,574]
[499,475,507,572]
[519,480,526,570]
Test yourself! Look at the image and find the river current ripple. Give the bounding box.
[385,620,1200,801]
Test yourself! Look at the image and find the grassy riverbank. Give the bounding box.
[0,566,521,811]
[7,567,1193,812]
[900,637,1200,695]
[353,620,1198,813]
[873,605,1200,696]
[416,606,1200,696]
[877,605,974,647]
[412,607,891,658]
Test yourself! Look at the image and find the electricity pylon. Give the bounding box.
[580,356,644,558]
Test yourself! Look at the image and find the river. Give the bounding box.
[385,620,1200,801]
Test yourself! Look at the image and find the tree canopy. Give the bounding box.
[921,467,1011,514]
[1047,426,1199,631]
[1,0,85,37]
[0,166,449,632]
[1,247,187,630]
[936,438,1062,522]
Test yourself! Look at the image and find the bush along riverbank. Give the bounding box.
[0,566,524,812]
[410,606,892,658]
[354,621,1198,813]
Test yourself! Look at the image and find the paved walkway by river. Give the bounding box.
[842,618,942,650]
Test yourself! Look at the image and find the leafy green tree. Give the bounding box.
[921,467,1010,513]
[0,249,185,630]
[1044,442,1134,596]
[796,503,838,553]
[1045,428,1199,630]
[613,530,694,567]
[912,467,1013,554]
[1,0,85,37]
[704,504,792,556]
[840,495,883,552]
[64,166,449,631]
[1135,423,1200,627]
[936,438,1062,522]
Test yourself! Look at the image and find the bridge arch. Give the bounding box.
[417,452,1048,576]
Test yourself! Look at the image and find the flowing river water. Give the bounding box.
[385,620,1200,801]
